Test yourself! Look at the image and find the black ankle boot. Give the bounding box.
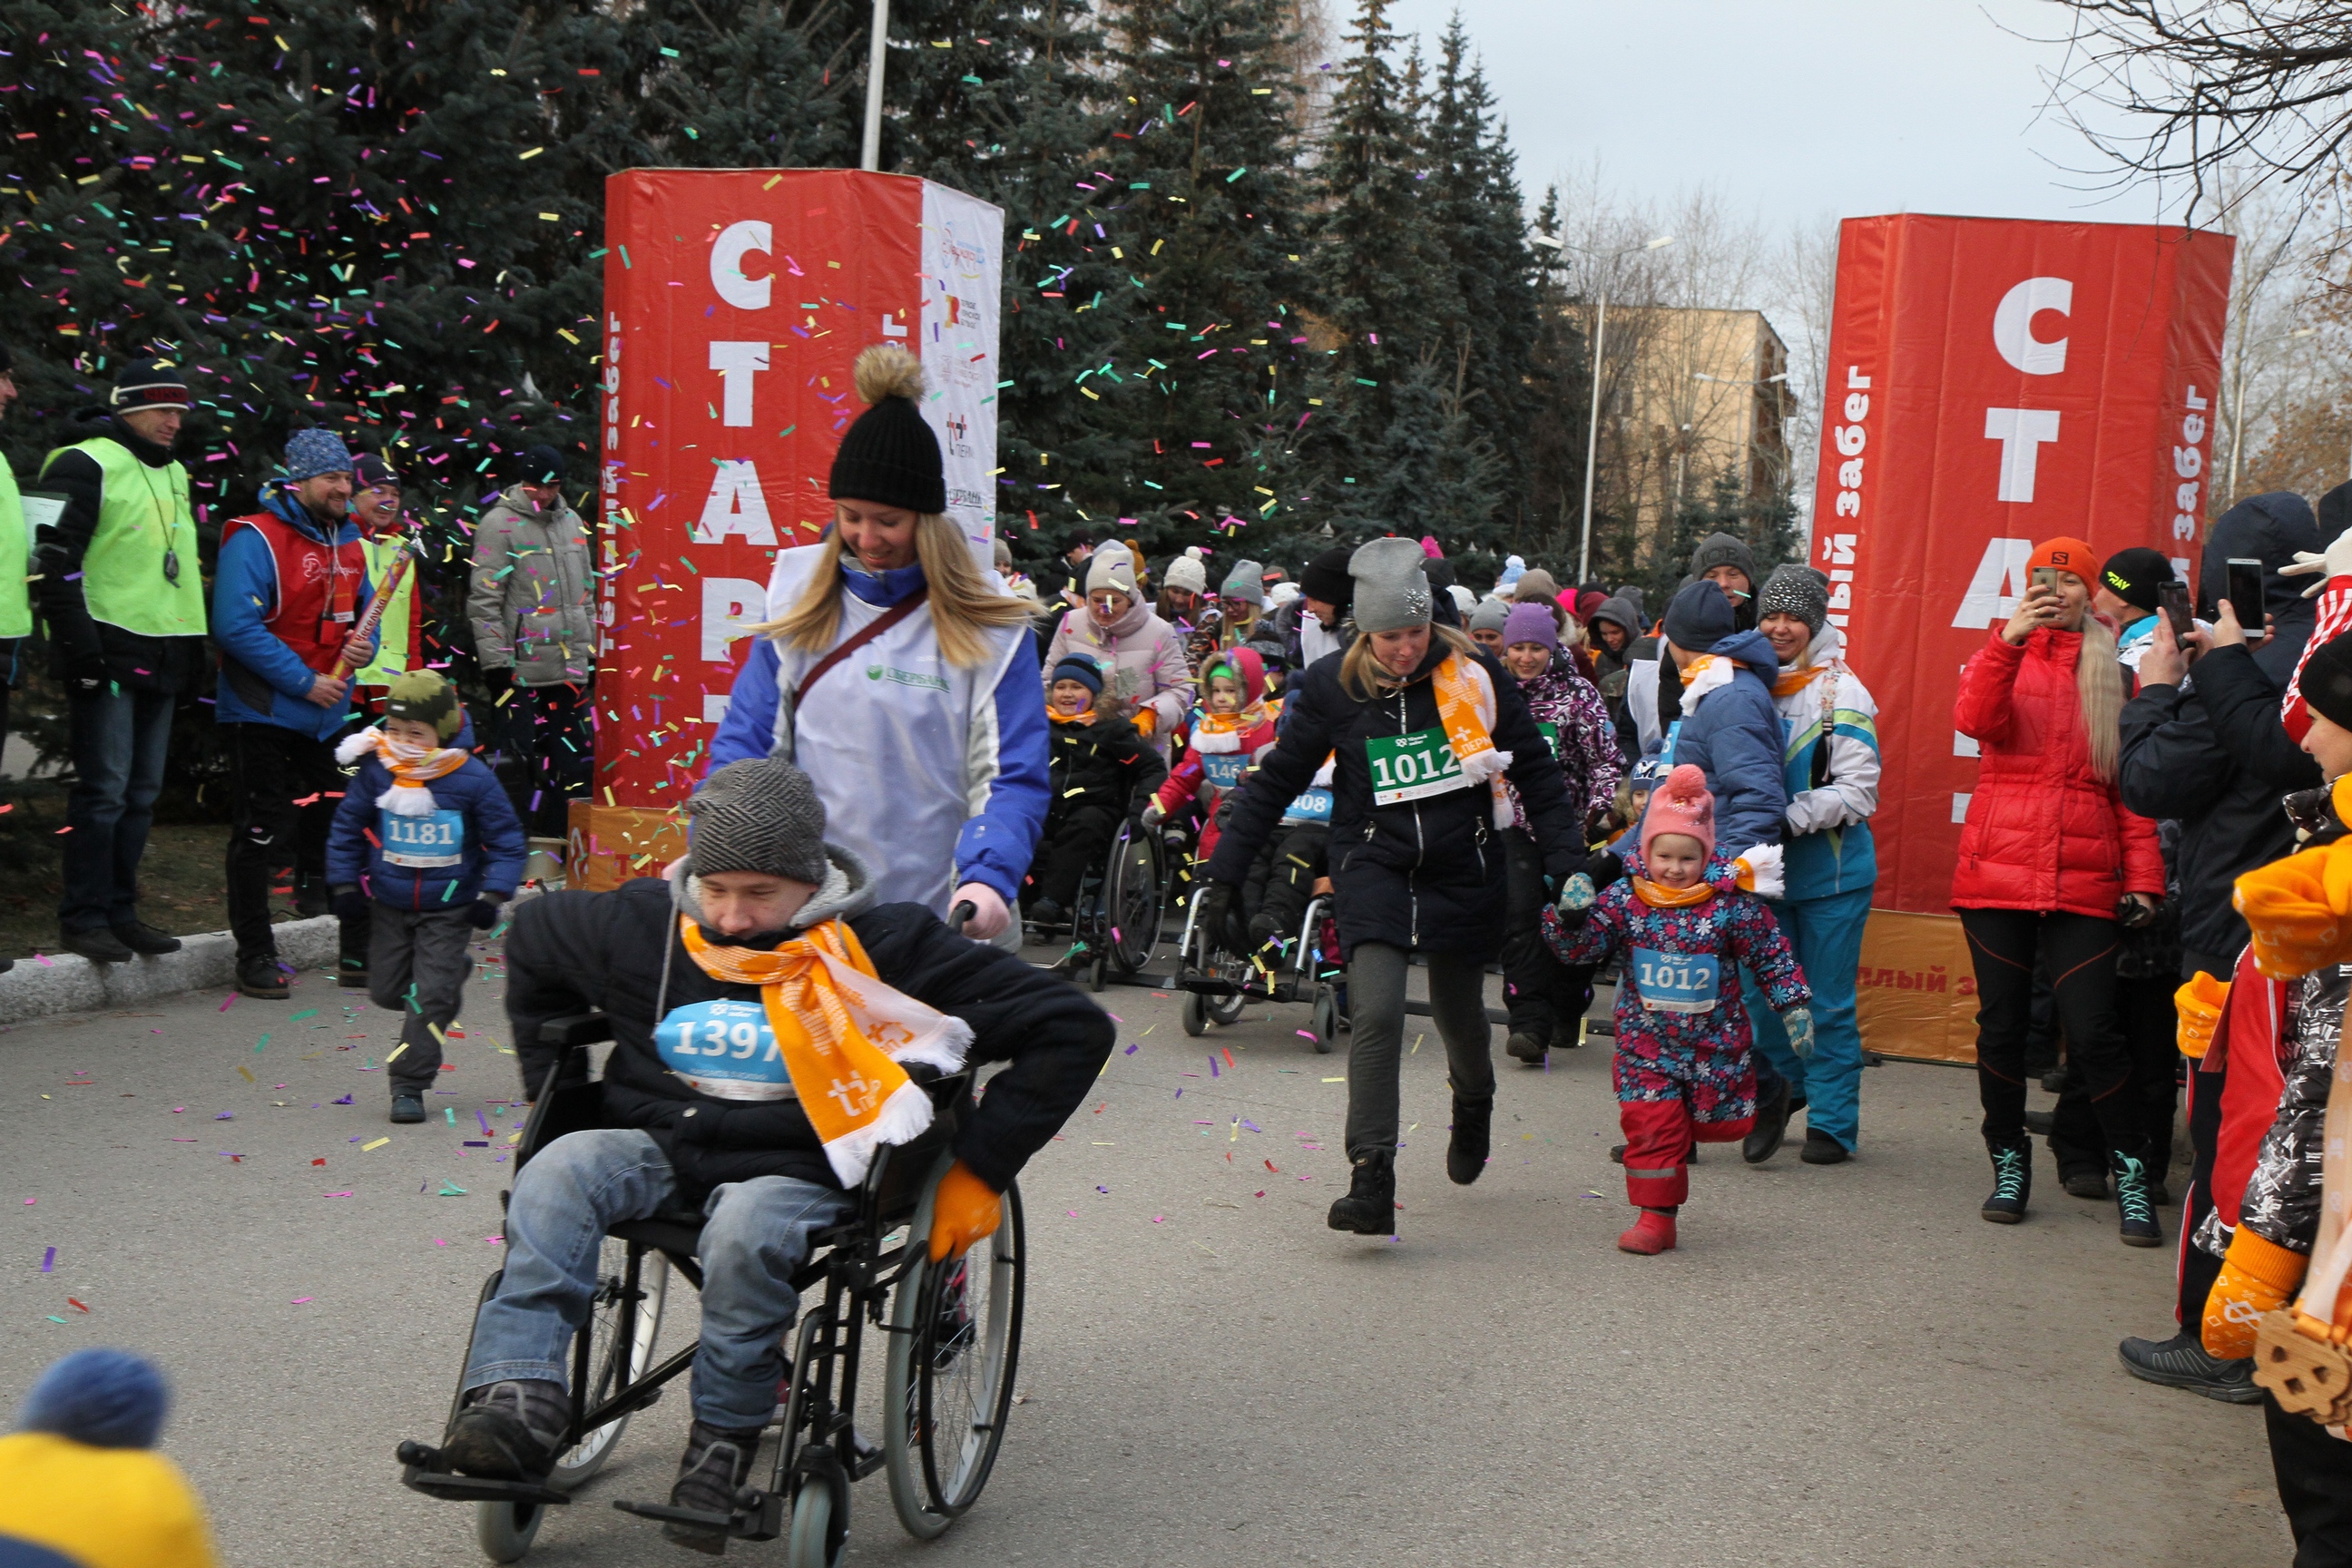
[2112,1146,2164,1248]
[1327,1150,1396,1234]
[441,1377,569,1480]
[1446,1093,1493,1185]
[1982,1141,2032,1223]
[664,1418,763,1551]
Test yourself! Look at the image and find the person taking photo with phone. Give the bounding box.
[1953,536,2167,1248]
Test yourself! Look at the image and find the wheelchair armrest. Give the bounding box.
[541,1012,613,1048]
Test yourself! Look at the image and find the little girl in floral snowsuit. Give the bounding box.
[1546,764,1812,1254]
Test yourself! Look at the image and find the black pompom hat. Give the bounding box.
[828,346,946,515]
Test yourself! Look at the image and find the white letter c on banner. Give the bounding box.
[711,221,773,310]
[1993,277,2072,376]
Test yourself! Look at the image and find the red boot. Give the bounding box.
[1616,1210,1677,1255]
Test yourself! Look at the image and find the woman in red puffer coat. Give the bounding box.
[1953,535,2166,1247]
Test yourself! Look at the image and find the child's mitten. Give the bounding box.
[330,886,368,921]
[1141,798,1167,827]
[2202,1229,2308,1359]
[468,897,505,931]
[1780,1006,1815,1061]
[1555,872,1596,916]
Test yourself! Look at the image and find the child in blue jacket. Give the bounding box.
[1547,764,1812,1256]
[327,671,526,1123]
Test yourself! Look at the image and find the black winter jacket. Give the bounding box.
[1046,712,1167,817]
[2118,493,2324,962]
[505,871,1114,1201]
[1204,638,1589,959]
[34,412,211,693]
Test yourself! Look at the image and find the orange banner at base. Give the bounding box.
[1811,215,2233,916]
[1855,907,1978,1065]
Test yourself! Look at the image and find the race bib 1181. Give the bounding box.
[1632,947,1720,1014]
[1365,725,1468,805]
[381,808,466,868]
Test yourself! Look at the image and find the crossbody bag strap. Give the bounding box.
[792,585,930,708]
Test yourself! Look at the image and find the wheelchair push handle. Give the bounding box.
[948,900,977,936]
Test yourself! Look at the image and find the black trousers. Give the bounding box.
[1500,826,1592,1045]
[1960,907,2142,1153]
[2269,1395,2352,1565]
[505,681,592,838]
[2049,968,2180,1185]
[224,722,342,961]
[1243,822,1329,943]
[1028,799,1120,910]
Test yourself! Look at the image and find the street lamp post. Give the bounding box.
[1533,232,1674,583]
[860,0,890,172]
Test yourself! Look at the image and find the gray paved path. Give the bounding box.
[0,937,2292,1567]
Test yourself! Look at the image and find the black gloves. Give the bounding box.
[1196,879,1239,951]
[468,897,506,931]
[67,643,110,695]
[330,887,368,922]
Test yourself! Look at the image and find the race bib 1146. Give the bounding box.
[1632,947,1720,1014]
[1365,725,1469,806]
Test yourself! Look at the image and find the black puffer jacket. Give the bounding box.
[2118,493,2325,962]
[505,863,1113,1201]
[1205,637,1589,958]
[1047,712,1166,815]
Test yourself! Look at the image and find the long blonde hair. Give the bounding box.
[752,343,1030,668]
[2075,614,2122,781]
[1339,622,1476,701]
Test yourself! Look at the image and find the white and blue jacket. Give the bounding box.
[709,547,1049,914]
[1770,624,1880,903]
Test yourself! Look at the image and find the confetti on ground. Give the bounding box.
[362,1137,390,1152]
[40,1248,54,1272]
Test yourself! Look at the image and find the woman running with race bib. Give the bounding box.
[1194,538,1602,1233]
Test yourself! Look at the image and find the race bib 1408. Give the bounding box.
[380,808,466,868]
[1632,947,1720,1014]
[1365,725,1469,806]
[656,998,793,1101]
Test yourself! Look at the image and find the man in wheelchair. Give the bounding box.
[437,758,1112,1550]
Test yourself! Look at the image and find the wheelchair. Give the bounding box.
[1174,884,1343,1051]
[397,1012,1025,1565]
[1025,814,1166,993]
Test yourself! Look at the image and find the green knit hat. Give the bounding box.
[384,671,461,741]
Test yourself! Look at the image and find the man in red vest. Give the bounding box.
[211,429,376,999]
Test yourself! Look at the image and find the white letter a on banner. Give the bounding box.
[1952,537,2034,629]
[694,460,779,545]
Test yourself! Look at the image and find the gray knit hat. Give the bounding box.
[1688,532,1759,593]
[1755,563,1829,634]
[1349,537,1433,634]
[1468,596,1513,635]
[1220,558,1266,606]
[685,758,829,886]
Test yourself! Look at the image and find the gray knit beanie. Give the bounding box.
[1468,596,1513,635]
[1755,564,1829,634]
[1220,558,1266,606]
[685,758,829,886]
[1349,537,1434,634]
[1687,532,1759,593]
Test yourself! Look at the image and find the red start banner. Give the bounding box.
[593,168,1004,818]
[1812,213,2234,918]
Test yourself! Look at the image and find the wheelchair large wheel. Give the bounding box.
[884,1171,1025,1538]
[1103,824,1163,974]
[549,1240,669,1489]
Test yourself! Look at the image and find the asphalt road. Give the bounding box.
[0,934,2294,1568]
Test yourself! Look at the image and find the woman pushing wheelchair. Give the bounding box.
[434,756,1112,1553]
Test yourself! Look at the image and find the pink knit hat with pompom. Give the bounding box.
[1640,764,1717,866]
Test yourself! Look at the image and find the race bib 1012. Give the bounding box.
[1365,725,1469,806]
[1632,947,1720,1014]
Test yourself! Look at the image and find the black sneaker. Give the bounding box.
[1982,1141,2032,1223]
[234,954,289,999]
[2112,1150,2164,1248]
[1742,1073,1792,1163]
[1446,1094,1492,1186]
[441,1377,569,1480]
[110,920,181,956]
[61,926,136,965]
[664,1419,763,1553]
[390,1093,426,1124]
[338,956,369,988]
[2118,1329,2263,1403]
[1504,1032,1549,1065]
[1799,1127,1850,1165]
[1327,1151,1396,1234]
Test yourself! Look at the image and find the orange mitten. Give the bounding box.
[1131,707,1156,739]
[926,1158,1004,1262]
[2174,972,2230,1059]
[2234,838,2352,978]
[2202,1229,2310,1358]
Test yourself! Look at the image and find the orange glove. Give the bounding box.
[2234,838,2352,978]
[926,1158,1003,1262]
[1131,706,1157,739]
[2174,972,2230,1059]
[2201,1228,2309,1358]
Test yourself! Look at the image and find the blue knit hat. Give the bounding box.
[1050,654,1104,696]
[283,428,354,483]
[17,1348,170,1448]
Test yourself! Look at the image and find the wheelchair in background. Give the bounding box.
[397,1005,1024,1565]
[1174,883,1344,1052]
[1024,814,1167,992]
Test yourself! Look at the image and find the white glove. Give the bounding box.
[1141,799,1167,828]
[947,882,1010,940]
[2281,531,2352,597]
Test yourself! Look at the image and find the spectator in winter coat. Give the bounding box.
[1496,603,1621,1065]
[1024,654,1169,947]
[1156,546,1213,668]
[709,346,1046,942]
[1740,566,1881,1164]
[1656,533,1762,740]
[1196,539,1597,1236]
[34,358,212,966]
[1954,535,2167,1247]
[1466,595,1511,657]
[2112,495,2331,1396]
[466,445,594,838]
[1588,593,1645,762]
[1043,544,1193,750]
[1259,545,1354,678]
[2093,545,2182,676]
[438,757,1111,1549]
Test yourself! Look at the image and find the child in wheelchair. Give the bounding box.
[1142,646,1279,865]
[436,757,1112,1552]
[1022,653,1167,943]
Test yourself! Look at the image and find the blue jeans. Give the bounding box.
[1744,884,1873,1152]
[462,1129,853,1430]
[60,687,175,933]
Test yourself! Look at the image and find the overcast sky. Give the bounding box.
[1383,0,2171,230]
